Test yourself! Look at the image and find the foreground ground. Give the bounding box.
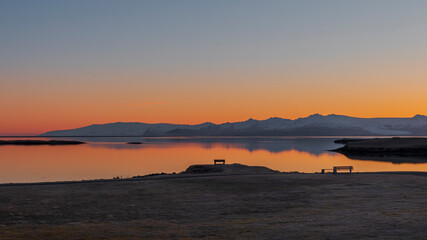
[0,168,426,239]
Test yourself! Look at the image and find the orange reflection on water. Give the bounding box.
[0,142,426,183]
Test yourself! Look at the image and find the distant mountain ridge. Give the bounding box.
[40,114,427,137]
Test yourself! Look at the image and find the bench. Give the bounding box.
[214,159,225,165]
[333,166,353,174]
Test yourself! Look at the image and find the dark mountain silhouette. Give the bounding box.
[41,114,427,137]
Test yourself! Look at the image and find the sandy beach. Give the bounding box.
[0,164,426,239]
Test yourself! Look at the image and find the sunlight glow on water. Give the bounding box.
[0,137,426,183]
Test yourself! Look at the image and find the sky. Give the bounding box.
[1,0,427,135]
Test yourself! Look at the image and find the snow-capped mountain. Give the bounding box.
[40,114,427,137]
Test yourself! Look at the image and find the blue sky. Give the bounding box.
[2,0,427,72]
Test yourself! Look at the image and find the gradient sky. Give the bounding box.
[2,0,427,135]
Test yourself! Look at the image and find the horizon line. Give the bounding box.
[2,113,426,136]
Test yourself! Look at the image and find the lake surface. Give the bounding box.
[1,136,426,183]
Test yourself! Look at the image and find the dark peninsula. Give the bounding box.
[332,138,427,163]
[0,140,85,145]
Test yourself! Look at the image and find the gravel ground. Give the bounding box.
[0,170,426,239]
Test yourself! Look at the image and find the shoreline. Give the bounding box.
[1,169,426,187]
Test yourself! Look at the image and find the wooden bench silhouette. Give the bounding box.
[214,159,225,165]
[333,166,353,174]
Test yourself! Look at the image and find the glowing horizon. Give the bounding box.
[3,112,427,136]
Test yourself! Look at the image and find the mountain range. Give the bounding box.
[41,114,427,137]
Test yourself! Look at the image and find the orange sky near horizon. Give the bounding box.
[2,65,427,135]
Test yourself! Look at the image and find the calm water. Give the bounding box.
[1,136,426,183]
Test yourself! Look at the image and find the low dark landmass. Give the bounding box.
[0,140,85,146]
[0,164,426,239]
[333,138,368,144]
[332,138,427,163]
[338,153,427,164]
[183,163,280,174]
[127,142,143,144]
[333,137,427,153]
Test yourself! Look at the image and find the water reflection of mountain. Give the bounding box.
[160,137,341,155]
[53,137,341,155]
[46,136,427,164]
